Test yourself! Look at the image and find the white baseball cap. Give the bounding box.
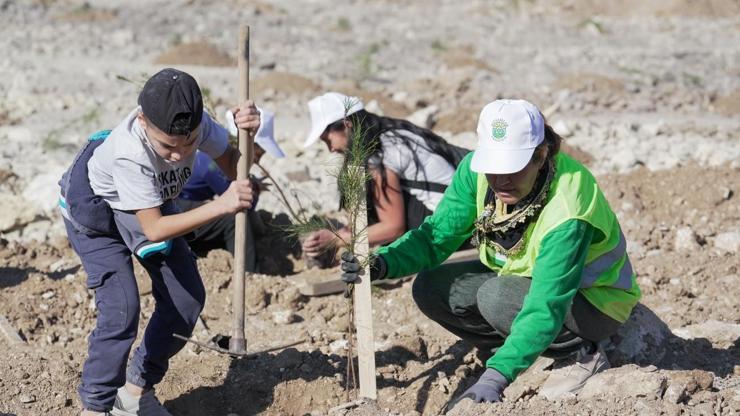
[470,99,545,174]
[303,92,364,148]
[225,107,285,159]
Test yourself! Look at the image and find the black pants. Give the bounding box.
[411,260,622,358]
[176,198,257,272]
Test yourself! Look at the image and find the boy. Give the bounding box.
[59,68,260,415]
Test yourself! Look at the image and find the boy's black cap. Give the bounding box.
[138,68,203,135]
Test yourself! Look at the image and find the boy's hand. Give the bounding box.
[231,100,261,133]
[218,179,254,214]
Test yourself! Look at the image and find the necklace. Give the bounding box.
[472,161,555,257]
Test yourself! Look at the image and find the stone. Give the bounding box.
[606,303,673,366]
[551,120,573,137]
[673,320,740,346]
[277,286,304,310]
[0,195,38,232]
[674,227,701,252]
[712,232,740,253]
[507,356,554,401]
[22,169,66,213]
[407,105,438,129]
[272,309,297,325]
[329,339,348,354]
[246,287,269,311]
[664,370,714,404]
[19,394,35,403]
[579,365,667,400]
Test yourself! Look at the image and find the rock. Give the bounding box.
[0,195,38,232]
[664,370,714,404]
[580,365,667,400]
[508,356,554,401]
[272,309,297,325]
[22,169,66,213]
[19,394,35,403]
[329,339,348,354]
[673,320,740,346]
[551,120,573,137]
[407,105,438,129]
[363,99,383,115]
[712,232,740,253]
[674,227,701,252]
[277,286,304,310]
[246,287,269,311]
[606,303,673,366]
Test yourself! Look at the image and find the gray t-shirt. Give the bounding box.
[368,130,455,211]
[88,107,229,211]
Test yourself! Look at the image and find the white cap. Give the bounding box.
[304,92,364,148]
[470,99,544,174]
[225,107,285,159]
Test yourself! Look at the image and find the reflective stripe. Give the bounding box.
[136,240,172,258]
[581,231,633,289]
[494,252,507,267]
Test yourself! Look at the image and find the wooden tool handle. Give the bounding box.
[230,24,252,354]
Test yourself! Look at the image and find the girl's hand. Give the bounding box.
[301,229,339,258]
[217,179,254,214]
[231,100,261,133]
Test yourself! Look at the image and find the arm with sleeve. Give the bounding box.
[375,153,478,278]
[197,111,229,159]
[202,157,231,196]
[486,219,595,382]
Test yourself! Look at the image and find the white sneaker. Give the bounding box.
[539,343,610,400]
[110,387,173,416]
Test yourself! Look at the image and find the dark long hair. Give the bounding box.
[328,109,458,208]
[533,117,563,165]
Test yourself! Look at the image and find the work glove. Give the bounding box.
[456,368,508,403]
[340,252,387,283]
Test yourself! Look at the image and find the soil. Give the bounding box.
[1,0,739,415]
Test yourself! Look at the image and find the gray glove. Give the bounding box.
[457,368,508,403]
[340,252,387,283]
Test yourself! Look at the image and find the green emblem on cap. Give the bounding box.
[491,119,508,141]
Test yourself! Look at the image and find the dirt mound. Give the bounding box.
[155,41,234,67]
[53,3,117,22]
[713,89,740,117]
[253,72,321,97]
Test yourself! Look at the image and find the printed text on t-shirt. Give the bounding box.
[158,167,192,200]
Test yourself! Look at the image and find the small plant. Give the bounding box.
[356,43,381,81]
[578,17,606,34]
[336,17,351,32]
[431,39,446,52]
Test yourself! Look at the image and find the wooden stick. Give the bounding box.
[230,24,253,354]
[297,248,480,297]
[353,169,377,400]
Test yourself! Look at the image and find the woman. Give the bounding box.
[341,99,641,406]
[301,92,468,264]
